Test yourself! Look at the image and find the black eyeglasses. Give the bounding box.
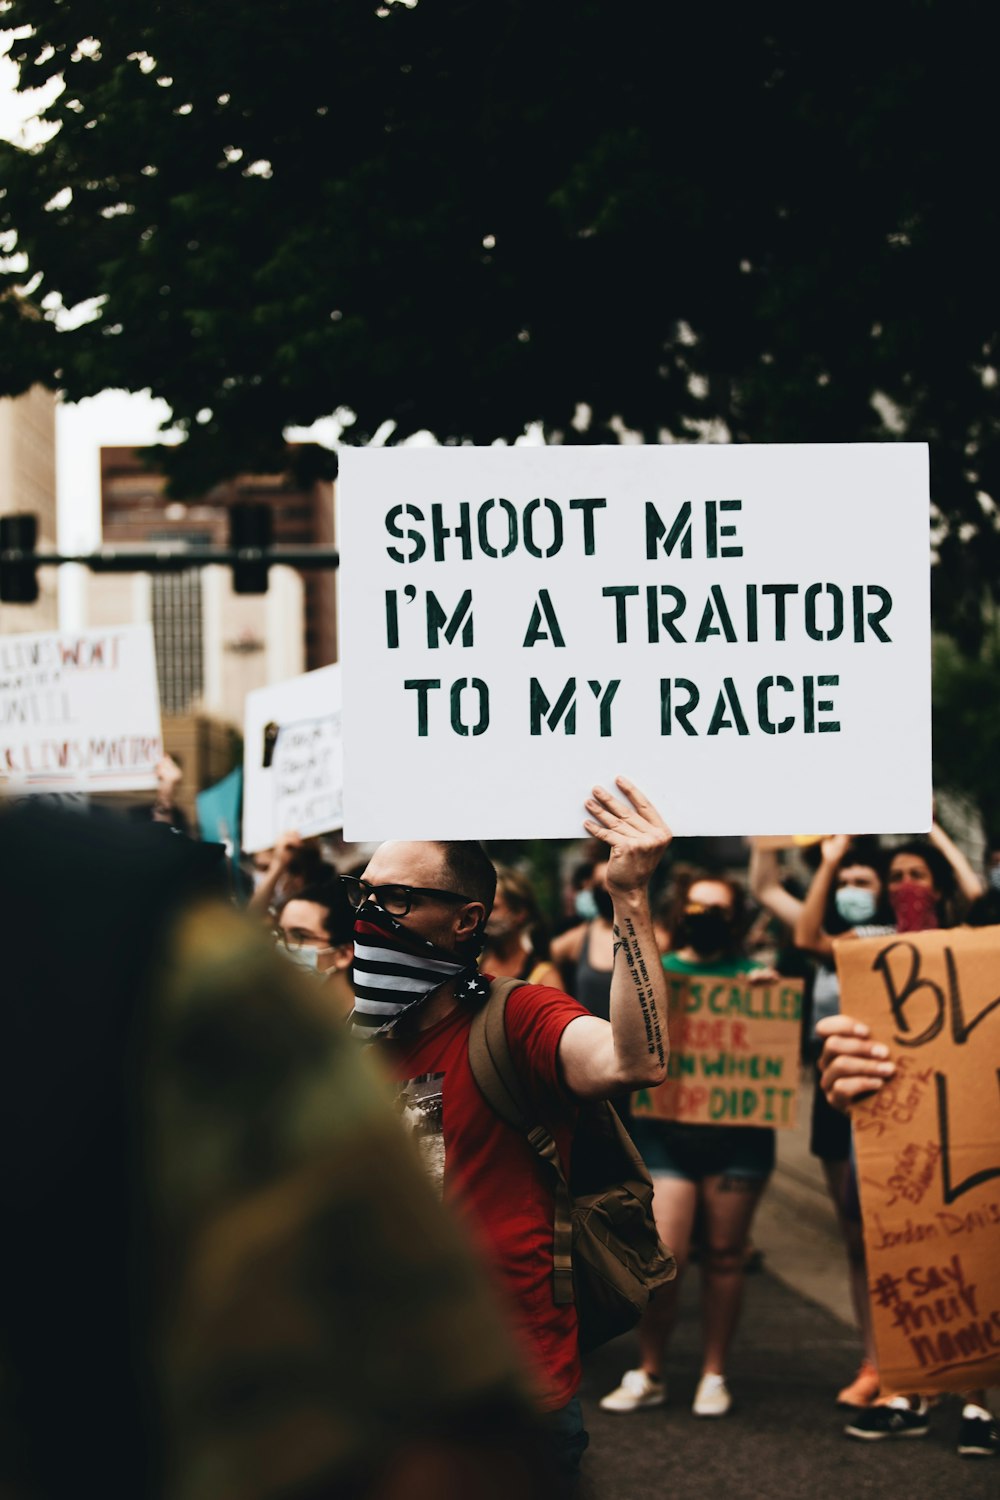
[338,875,475,917]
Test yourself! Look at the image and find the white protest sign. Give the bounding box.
[338,444,931,840]
[242,664,343,852]
[0,623,162,793]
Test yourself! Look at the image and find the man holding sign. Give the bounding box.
[347,776,671,1474]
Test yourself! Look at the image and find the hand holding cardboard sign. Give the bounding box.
[583,777,672,894]
[815,1014,895,1113]
[834,927,1000,1396]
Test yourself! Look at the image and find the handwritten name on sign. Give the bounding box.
[835,925,1000,1395]
[631,972,803,1128]
[338,444,931,839]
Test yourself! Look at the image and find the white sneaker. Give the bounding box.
[692,1373,732,1417]
[600,1368,666,1413]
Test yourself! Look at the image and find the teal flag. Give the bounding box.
[196,767,243,852]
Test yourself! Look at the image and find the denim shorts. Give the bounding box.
[628,1118,775,1182]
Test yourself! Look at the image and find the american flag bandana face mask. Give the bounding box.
[350,903,489,1040]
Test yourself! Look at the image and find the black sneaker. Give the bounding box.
[957,1415,998,1458]
[844,1400,930,1441]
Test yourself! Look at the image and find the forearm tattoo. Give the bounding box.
[613,917,665,1065]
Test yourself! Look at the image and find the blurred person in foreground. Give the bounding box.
[0,803,567,1500]
[348,777,673,1473]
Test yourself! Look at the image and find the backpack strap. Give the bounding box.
[469,978,575,1305]
[468,977,531,1127]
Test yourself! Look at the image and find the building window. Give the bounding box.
[151,570,204,714]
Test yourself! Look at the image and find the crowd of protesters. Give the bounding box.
[237,790,997,1464]
[1,765,997,1499]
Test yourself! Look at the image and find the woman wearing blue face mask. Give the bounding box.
[794,834,895,1010]
[793,835,894,1410]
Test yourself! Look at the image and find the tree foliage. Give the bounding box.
[1,1,999,640]
[932,624,1000,834]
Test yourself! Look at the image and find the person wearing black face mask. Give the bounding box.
[681,903,733,958]
[601,874,777,1423]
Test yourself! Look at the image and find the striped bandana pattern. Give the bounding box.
[351,905,489,1039]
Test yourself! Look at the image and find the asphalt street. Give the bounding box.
[578,1267,997,1500]
[577,1078,997,1499]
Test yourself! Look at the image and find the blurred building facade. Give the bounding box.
[0,386,59,636]
[75,446,337,731]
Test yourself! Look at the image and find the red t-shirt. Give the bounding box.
[382,982,590,1410]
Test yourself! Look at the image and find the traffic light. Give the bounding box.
[229,502,272,594]
[0,512,39,603]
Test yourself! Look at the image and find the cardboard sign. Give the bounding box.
[0,624,162,792]
[835,927,1000,1395]
[630,972,803,1128]
[242,665,343,852]
[337,444,931,839]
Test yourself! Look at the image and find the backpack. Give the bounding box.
[468,978,676,1353]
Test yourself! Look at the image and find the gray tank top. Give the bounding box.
[576,923,613,1021]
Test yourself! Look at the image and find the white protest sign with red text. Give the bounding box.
[0,623,162,793]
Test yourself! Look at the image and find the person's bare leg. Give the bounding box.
[637,1174,698,1378]
[699,1172,767,1376]
[822,1160,876,1363]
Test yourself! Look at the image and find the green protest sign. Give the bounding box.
[630,973,803,1128]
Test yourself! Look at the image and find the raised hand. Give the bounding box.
[155,754,183,792]
[820,833,852,866]
[272,830,304,870]
[583,777,672,895]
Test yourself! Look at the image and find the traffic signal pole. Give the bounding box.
[0,507,339,603]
